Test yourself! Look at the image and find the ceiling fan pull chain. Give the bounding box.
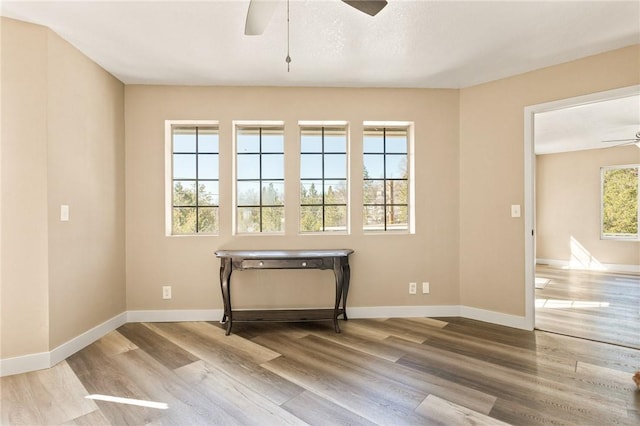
[286,0,291,72]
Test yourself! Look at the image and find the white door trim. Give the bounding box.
[523,84,640,330]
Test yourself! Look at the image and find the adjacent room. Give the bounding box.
[534,93,640,349]
[1,1,639,424]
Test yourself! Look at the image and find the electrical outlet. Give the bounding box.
[422,282,430,294]
[409,282,417,294]
[162,286,172,300]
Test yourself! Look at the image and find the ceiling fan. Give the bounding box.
[601,131,640,148]
[245,0,388,36]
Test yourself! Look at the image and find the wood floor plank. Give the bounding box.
[395,336,631,425]
[256,331,498,423]
[273,332,499,415]
[171,321,281,364]
[116,322,200,370]
[67,341,168,425]
[575,361,639,392]
[295,321,407,362]
[175,360,309,425]
[356,318,432,343]
[535,266,640,348]
[262,352,428,425]
[61,409,111,426]
[0,361,97,426]
[145,322,304,405]
[575,360,640,423]
[281,390,376,426]
[91,330,138,357]
[110,348,243,425]
[395,318,580,379]
[415,394,510,426]
[536,309,640,348]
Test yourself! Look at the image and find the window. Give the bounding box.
[300,126,348,233]
[363,127,409,232]
[236,125,285,233]
[601,165,639,240]
[170,125,219,234]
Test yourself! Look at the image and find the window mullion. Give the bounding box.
[259,128,263,233]
[383,128,388,231]
[195,127,200,232]
[321,127,326,231]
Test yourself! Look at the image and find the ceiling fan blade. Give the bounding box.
[245,0,279,36]
[342,0,388,16]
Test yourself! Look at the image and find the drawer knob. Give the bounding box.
[302,261,307,267]
[259,261,264,266]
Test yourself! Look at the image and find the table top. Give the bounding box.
[215,249,354,259]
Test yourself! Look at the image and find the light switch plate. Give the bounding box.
[60,205,70,221]
[511,204,521,218]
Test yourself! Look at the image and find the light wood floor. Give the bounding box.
[2,317,639,425]
[535,265,640,349]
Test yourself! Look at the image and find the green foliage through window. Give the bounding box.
[601,166,639,239]
[300,126,348,232]
[236,126,285,233]
[172,126,219,234]
[363,127,409,231]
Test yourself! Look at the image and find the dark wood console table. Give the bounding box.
[215,249,354,335]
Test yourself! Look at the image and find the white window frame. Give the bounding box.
[164,120,220,236]
[298,121,350,234]
[600,163,640,241]
[362,121,415,234]
[233,121,286,235]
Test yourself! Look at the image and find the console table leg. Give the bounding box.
[342,263,351,321]
[220,258,233,335]
[333,260,344,333]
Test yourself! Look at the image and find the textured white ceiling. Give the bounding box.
[535,94,640,155]
[2,0,639,88]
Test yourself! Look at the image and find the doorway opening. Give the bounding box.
[524,85,640,348]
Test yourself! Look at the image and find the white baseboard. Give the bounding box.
[348,305,460,319]
[0,312,127,377]
[127,309,223,323]
[459,306,530,330]
[50,312,127,367]
[0,351,50,378]
[1,305,528,377]
[537,258,640,274]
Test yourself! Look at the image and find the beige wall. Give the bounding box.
[1,19,50,358]
[46,31,126,349]
[536,145,640,267]
[125,86,460,311]
[1,18,126,358]
[459,45,640,316]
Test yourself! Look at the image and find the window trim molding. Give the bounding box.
[298,122,350,234]
[232,121,286,235]
[164,120,219,237]
[600,163,640,241]
[362,121,415,234]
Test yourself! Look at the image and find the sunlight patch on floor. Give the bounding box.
[536,299,610,309]
[85,394,169,409]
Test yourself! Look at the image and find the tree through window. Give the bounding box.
[363,127,409,232]
[236,125,285,233]
[601,165,639,239]
[171,126,219,234]
[300,126,348,232]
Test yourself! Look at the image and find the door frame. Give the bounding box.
[523,84,640,330]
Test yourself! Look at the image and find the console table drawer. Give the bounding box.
[240,258,326,270]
